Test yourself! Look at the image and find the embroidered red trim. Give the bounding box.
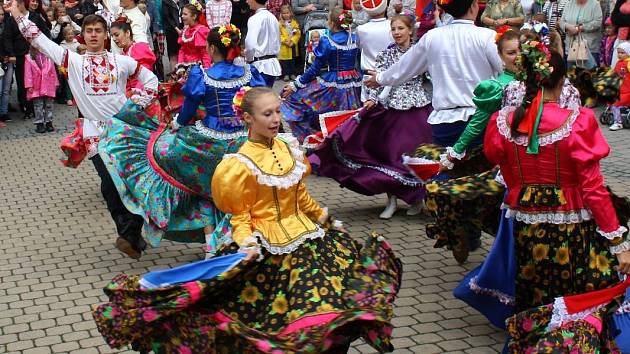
[146,123,199,195]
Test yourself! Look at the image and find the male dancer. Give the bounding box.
[5,0,159,259]
[244,0,281,87]
[365,0,502,254]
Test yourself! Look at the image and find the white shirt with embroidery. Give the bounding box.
[15,14,158,140]
[376,19,503,125]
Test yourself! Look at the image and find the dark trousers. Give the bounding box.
[90,154,144,244]
[261,73,276,87]
[14,55,33,114]
[431,120,484,147]
[280,59,296,77]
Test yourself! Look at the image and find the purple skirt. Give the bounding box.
[313,104,433,204]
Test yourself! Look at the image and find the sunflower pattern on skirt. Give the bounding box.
[506,297,622,353]
[411,144,502,263]
[514,220,620,313]
[92,232,403,353]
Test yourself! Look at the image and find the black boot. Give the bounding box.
[45,122,54,132]
[35,123,46,133]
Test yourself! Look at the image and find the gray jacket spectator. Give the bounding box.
[292,0,342,26]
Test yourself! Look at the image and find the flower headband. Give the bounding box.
[232,86,252,120]
[337,10,353,30]
[217,24,241,47]
[516,39,553,84]
[495,25,512,43]
[189,0,203,12]
[437,0,451,5]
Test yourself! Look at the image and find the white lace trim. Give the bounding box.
[496,106,580,147]
[610,240,630,255]
[446,146,466,160]
[468,275,515,306]
[194,120,247,140]
[202,65,252,88]
[316,77,362,89]
[502,204,593,224]
[256,227,326,255]
[616,300,630,314]
[223,142,307,189]
[324,35,357,50]
[597,226,628,240]
[547,296,605,332]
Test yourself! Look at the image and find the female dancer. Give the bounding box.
[485,40,630,352]
[93,87,403,353]
[177,2,211,69]
[314,14,432,219]
[110,16,156,91]
[487,39,630,312]
[418,24,581,264]
[99,25,265,257]
[281,8,361,142]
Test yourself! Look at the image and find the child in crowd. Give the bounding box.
[178,3,211,68]
[611,42,630,131]
[24,47,59,133]
[305,30,320,67]
[205,0,231,28]
[601,17,617,68]
[51,5,81,43]
[278,5,300,81]
[60,26,79,105]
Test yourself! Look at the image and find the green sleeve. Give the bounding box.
[452,79,505,155]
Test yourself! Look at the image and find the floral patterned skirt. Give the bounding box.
[281,81,361,143]
[507,298,622,353]
[514,220,620,313]
[99,101,246,247]
[411,144,502,263]
[91,232,403,353]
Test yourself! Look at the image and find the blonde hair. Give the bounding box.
[241,87,277,116]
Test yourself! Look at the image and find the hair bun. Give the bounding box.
[113,14,132,25]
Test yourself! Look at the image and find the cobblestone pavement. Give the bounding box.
[1,98,629,354]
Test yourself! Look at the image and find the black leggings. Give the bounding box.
[90,154,144,244]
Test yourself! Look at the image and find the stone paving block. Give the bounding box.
[2,103,627,353]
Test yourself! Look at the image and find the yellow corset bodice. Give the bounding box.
[211,137,326,254]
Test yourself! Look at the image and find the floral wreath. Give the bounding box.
[337,10,353,30]
[217,24,241,47]
[495,25,512,43]
[189,0,203,12]
[437,0,451,5]
[516,40,553,84]
[232,86,252,120]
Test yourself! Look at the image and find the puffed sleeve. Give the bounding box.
[570,108,625,239]
[196,26,212,67]
[177,65,206,125]
[296,158,326,222]
[211,158,259,247]
[483,111,506,166]
[452,79,504,155]
[134,43,157,71]
[248,66,268,87]
[296,36,329,87]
